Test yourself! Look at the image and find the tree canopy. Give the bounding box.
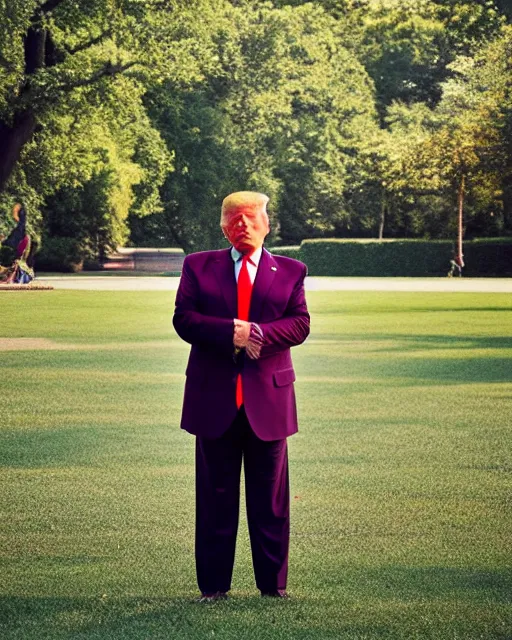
[1,0,511,260]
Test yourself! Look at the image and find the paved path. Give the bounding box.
[35,275,512,292]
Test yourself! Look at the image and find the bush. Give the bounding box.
[267,245,302,261]
[0,245,15,267]
[36,237,84,272]
[464,239,512,277]
[286,238,512,277]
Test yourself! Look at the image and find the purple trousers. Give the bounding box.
[195,407,290,594]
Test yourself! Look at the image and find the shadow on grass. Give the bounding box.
[0,595,195,640]
[376,334,512,352]
[0,349,178,375]
[378,355,512,384]
[0,425,183,469]
[301,333,512,385]
[0,594,383,640]
[1,566,511,639]
[300,354,512,385]
[307,334,512,351]
[332,566,512,604]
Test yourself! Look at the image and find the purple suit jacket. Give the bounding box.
[173,247,310,441]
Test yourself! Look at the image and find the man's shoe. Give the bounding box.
[196,591,228,603]
[261,589,289,598]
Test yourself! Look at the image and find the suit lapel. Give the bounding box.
[250,248,277,322]
[213,249,237,317]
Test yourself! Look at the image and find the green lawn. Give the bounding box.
[0,290,511,639]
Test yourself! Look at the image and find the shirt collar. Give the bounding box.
[231,246,263,266]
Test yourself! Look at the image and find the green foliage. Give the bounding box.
[433,0,505,54]
[35,236,84,272]
[270,6,379,242]
[350,0,504,115]
[0,0,212,264]
[0,0,216,121]
[0,174,44,244]
[1,0,511,254]
[41,167,128,268]
[359,0,446,111]
[464,237,512,276]
[10,73,173,264]
[267,245,302,260]
[0,244,14,266]
[364,24,512,240]
[298,237,452,276]
[292,237,512,276]
[134,85,247,252]
[141,2,379,250]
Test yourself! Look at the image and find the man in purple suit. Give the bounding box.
[173,191,310,602]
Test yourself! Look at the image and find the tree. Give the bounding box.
[350,0,505,120]
[433,0,505,55]
[141,2,379,250]
[132,86,247,252]
[36,76,173,264]
[0,0,217,261]
[375,26,512,242]
[0,0,214,193]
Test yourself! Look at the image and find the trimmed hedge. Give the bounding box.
[464,238,512,277]
[267,245,302,261]
[269,238,512,277]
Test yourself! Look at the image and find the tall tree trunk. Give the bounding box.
[457,173,465,263]
[0,19,45,193]
[0,110,37,192]
[0,9,61,193]
[378,191,386,240]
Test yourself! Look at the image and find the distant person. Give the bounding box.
[173,191,310,602]
[0,202,35,284]
[448,251,464,278]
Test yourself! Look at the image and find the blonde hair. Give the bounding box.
[221,191,269,223]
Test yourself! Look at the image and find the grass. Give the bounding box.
[0,290,511,639]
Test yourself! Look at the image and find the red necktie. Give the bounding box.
[236,254,253,408]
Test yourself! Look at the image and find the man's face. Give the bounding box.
[222,205,269,254]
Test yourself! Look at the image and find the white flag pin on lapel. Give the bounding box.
[271,266,277,271]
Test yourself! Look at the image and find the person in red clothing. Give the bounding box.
[173,191,310,602]
[0,202,35,284]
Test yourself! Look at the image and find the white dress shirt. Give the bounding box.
[231,246,262,284]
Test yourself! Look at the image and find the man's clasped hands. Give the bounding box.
[233,319,264,360]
